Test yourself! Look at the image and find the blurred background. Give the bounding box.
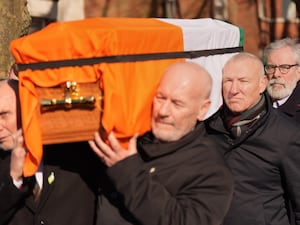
[1,0,299,77]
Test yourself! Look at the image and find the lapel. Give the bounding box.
[23,167,58,211]
[37,166,58,207]
[23,176,39,212]
[278,82,300,116]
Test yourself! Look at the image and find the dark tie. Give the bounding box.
[32,176,42,202]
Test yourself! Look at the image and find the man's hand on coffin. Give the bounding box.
[89,132,138,167]
[10,129,27,182]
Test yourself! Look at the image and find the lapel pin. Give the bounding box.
[48,172,55,184]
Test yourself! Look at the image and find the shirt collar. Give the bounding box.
[273,95,290,108]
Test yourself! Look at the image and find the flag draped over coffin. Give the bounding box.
[10,17,243,177]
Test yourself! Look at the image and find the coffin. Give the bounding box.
[10,17,243,176]
[35,80,103,144]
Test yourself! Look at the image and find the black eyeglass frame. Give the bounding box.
[264,64,299,75]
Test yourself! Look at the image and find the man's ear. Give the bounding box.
[297,66,300,80]
[259,75,268,93]
[197,99,211,121]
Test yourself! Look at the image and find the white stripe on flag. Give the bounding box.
[159,18,242,118]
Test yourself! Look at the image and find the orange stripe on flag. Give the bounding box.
[10,18,184,176]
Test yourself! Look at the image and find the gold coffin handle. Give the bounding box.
[40,81,96,109]
[41,96,95,108]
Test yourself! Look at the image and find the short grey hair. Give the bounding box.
[263,38,300,65]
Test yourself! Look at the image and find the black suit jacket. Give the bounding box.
[0,142,100,225]
[278,81,300,124]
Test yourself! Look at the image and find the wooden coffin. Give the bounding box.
[35,80,103,144]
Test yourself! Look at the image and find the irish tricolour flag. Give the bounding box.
[10,17,243,176]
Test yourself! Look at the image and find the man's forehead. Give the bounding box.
[268,48,295,59]
[0,93,16,106]
[222,71,257,81]
[223,63,258,78]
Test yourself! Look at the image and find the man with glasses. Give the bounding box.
[263,37,300,123]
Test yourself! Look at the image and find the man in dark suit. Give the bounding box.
[263,37,300,123]
[0,79,100,225]
[205,52,300,225]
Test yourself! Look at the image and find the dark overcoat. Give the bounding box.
[96,122,234,225]
[205,93,300,225]
[277,81,300,124]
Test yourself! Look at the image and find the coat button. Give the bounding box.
[227,138,234,145]
[149,167,156,173]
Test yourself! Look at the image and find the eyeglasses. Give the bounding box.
[264,64,299,75]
